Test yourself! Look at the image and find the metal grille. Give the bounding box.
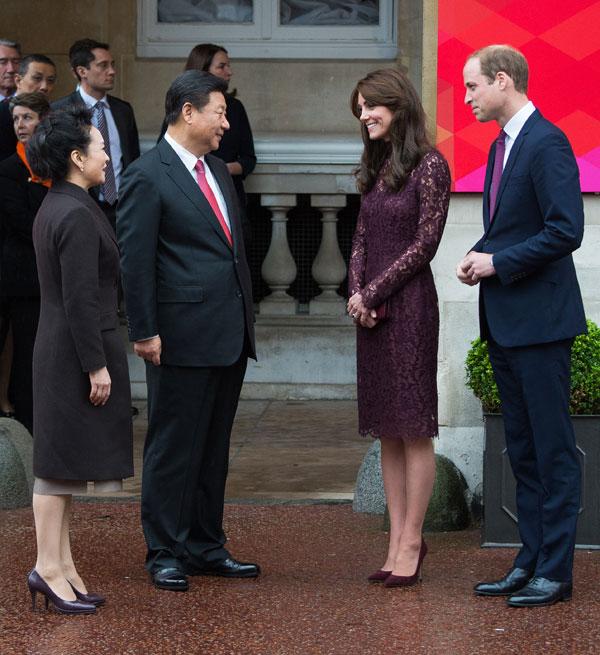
[246,193,360,307]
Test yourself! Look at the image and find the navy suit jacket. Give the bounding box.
[116,140,256,367]
[473,109,586,347]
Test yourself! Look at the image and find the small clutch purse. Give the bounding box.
[374,301,390,321]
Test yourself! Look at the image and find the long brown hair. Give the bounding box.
[184,43,237,97]
[350,69,432,193]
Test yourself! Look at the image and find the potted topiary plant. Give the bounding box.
[465,318,600,548]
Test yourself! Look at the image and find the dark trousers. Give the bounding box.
[487,337,580,582]
[141,355,247,573]
[6,297,39,433]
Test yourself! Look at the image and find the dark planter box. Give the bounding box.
[482,413,600,549]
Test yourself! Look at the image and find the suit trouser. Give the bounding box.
[487,337,580,582]
[142,355,247,572]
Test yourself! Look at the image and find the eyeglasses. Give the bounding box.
[0,58,21,66]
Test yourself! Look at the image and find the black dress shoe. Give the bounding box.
[474,567,532,596]
[151,567,189,591]
[507,577,572,607]
[189,558,260,579]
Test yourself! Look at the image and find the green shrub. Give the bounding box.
[465,319,600,415]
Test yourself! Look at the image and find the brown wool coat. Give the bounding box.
[32,181,133,480]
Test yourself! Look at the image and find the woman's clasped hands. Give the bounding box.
[347,292,379,328]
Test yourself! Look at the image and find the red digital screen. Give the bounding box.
[436,0,600,192]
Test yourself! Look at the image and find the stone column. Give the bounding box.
[309,194,347,315]
[260,194,298,315]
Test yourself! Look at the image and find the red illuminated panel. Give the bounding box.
[437,0,600,191]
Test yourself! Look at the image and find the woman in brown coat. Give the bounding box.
[26,107,133,614]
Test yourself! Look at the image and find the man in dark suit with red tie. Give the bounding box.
[117,71,258,591]
[457,45,586,607]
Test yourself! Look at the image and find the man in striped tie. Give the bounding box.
[52,38,140,231]
[117,71,257,593]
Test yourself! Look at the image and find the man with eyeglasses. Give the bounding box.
[0,39,21,101]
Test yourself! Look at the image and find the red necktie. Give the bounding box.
[194,160,233,246]
[489,130,506,220]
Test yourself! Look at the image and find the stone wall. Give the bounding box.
[1,0,428,136]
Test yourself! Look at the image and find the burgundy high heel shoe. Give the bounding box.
[384,540,428,588]
[27,570,96,614]
[69,581,106,606]
[367,569,392,583]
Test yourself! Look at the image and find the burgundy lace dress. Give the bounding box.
[348,150,451,441]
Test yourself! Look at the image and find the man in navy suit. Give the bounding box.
[457,45,586,607]
[117,71,258,592]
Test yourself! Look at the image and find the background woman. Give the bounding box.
[26,107,133,614]
[347,69,451,587]
[161,43,256,242]
[0,92,50,432]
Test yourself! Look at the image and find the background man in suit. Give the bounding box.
[117,71,258,592]
[52,39,140,231]
[457,45,586,608]
[0,54,56,161]
[0,38,20,101]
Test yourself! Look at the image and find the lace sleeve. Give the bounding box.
[348,203,367,297]
[360,152,451,308]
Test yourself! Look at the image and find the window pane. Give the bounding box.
[280,0,379,25]
[158,0,254,24]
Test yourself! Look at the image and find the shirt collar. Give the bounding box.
[503,101,536,142]
[164,132,205,173]
[78,86,108,109]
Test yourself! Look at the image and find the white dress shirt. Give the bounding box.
[78,86,123,196]
[502,100,536,169]
[164,131,231,230]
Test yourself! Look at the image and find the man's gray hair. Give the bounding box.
[0,39,21,53]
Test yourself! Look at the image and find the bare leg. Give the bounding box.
[0,326,15,414]
[380,437,406,571]
[391,438,436,576]
[32,493,77,600]
[60,495,88,594]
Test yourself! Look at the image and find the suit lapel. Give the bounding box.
[487,110,542,228]
[106,95,127,162]
[159,140,233,250]
[482,145,495,229]
[205,154,240,254]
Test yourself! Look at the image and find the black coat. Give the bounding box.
[0,99,16,162]
[32,181,133,480]
[0,153,47,297]
[117,140,256,366]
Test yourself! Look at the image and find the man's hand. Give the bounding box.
[457,251,495,285]
[134,336,162,366]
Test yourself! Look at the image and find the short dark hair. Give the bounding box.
[468,45,529,94]
[27,106,93,182]
[69,38,110,80]
[9,91,50,118]
[164,70,227,126]
[18,53,56,77]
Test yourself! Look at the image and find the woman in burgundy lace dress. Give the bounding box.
[347,69,450,587]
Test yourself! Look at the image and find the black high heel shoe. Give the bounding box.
[27,570,96,614]
[69,581,106,606]
[384,540,428,588]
